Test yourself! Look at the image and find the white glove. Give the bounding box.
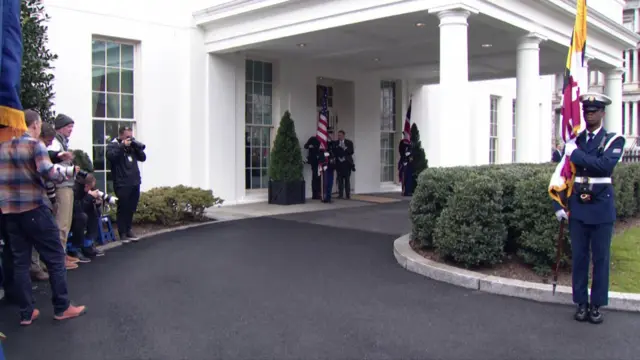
[564,141,577,156]
[555,209,568,221]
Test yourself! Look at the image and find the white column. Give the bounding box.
[430,6,477,167]
[633,102,638,136]
[604,67,624,135]
[515,33,546,163]
[633,50,639,84]
[626,102,632,135]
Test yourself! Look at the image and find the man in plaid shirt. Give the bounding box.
[0,110,86,325]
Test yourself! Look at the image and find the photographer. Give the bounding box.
[69,173,111,260]
[106,126,146,243]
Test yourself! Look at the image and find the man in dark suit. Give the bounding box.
[552,144,563,162]
[304,136,322,200]
[553,92,625,324]
[334,130,354,199]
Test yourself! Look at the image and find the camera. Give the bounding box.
[96,190,118,205]
[128,137,146,150]
[76,169,89,179]
[53,164,76,178]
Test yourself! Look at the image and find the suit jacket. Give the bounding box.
[334,139,354,165]
[552,129,625,224]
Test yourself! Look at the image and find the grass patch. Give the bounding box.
[610,226,640,293]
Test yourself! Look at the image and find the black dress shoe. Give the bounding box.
[574,303,589,322]
[588,305,604,324]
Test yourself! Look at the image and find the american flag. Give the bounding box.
[403,99,412,141]
[316,87,329,174]
[548,0,587,208]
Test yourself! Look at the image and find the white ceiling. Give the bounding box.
[239,11,568,84]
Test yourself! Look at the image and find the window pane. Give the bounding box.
[105,121,119,142]
[107,94,120,118]
[121,44,134,69]
[121,95,134,119]
[245,60,253,80]
[261,127,270,147]
[92,67,105,91]
[93,146,106,171]
[106,171,114,194]
[106,43,120,67]
[245,82,253,103]
[253,61,263,82]
[251,127,260,147]
[92,92,106,117]
[121,70,134,94]
[264,62,272,83]
[261,168,269,188]
[92,40,105,66]
[92,120,105,145]
[251,169,260,189]
[106,68,120,93]
[245,103,253,124]
[263,105,272,125]
[95,171,106,193]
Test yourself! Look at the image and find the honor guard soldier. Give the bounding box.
[398,138,414,196]
[553,92,625,324]
[304,135,323,200]
[322,127,337,203]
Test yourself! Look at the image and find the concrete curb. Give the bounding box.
[96,219,232,252]
[393,234,640,312]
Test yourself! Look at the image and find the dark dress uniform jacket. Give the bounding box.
[553,129,625,225]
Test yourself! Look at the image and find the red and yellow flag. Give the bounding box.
[549,0,588,208]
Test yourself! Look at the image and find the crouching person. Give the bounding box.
[69,173,107,260]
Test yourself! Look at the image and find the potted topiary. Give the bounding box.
[268,110,306,205]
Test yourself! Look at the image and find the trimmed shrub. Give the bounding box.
[409,161,640,273]
[410,167,468,248]
[433,174,506,268]
[105,186,223,226]
[513,170,569,275]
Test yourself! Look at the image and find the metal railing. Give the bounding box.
[622,148,640,163]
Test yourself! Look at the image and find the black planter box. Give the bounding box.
[268,180,306,205]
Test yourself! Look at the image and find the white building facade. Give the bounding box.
[44,0,638,205]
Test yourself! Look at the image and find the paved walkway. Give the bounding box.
[1,200,640,360]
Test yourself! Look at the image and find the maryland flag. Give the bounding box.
[549,0,588,208]
[0,0,26,142]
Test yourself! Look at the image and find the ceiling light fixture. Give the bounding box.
[297,43,307,48]
[481,43,492,48]
[415,22,426,27]
[373,57,380,62]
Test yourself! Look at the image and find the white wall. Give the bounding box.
[45,0,205,192]
[412,76,554,167]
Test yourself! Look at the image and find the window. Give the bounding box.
[512,99,516,163]
[623,10,634,32]
[245,59,273,190]
[489,96,499,164]
[91,39,136,193]
[316,85,333,108]
[380,80,396,182]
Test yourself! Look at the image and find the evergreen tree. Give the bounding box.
[410,123,428,181]
[269,111,304,182]
[20,0,58,123]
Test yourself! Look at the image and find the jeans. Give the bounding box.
[0,212,14,301]
[71,205,99,246]
[4,205,70,319]
[115,185,140,236]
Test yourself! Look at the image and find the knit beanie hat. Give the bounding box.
[54,114,74,130]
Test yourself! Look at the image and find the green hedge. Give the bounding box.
[410,162,640,275]
[104,185,223,226]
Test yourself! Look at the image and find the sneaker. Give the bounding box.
[65,260,79,270]
[66,255,80,263]
[30,270,49,282]
[72,251,91,264]
[92,246,105,257]
[54,304,86,321]
[20,308,40,326]
[82,247,97,259]
[126,232,140,242]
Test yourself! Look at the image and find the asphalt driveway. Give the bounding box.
[1,201,639,360]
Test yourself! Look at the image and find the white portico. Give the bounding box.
[192,0,638,204]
